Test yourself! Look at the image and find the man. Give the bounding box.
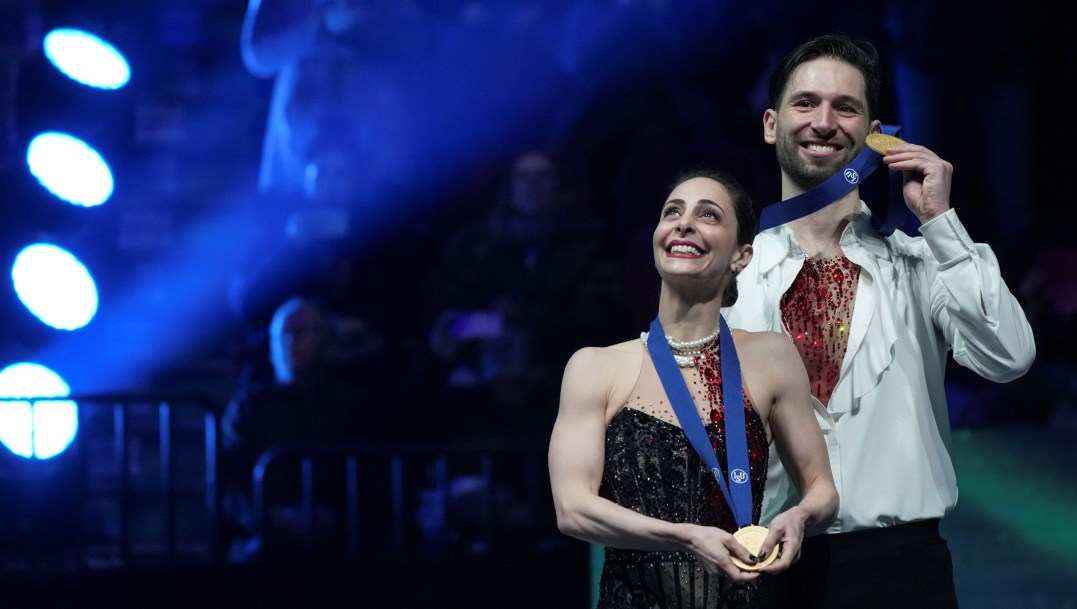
[724,33,1035,609]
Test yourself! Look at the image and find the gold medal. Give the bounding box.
[730,525,779,571]
[866,133,907,155]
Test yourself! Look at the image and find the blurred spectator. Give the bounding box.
[241,0,425,198]
[416,148,630,444]
[227,133,394,388]
[407,147,627,554]
[219,295,387,562]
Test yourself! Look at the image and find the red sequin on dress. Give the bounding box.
[599,337,768,607]
[779,255,860,406]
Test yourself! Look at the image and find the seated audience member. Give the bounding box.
[419,147,630,444]
[227,133,391,389]
[219,295,386,562]
[411,148,630,553]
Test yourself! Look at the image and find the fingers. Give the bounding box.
[882,144,953,219]
[721,553,763,582]
[760,545,793,573]
[760,529,783,558]
[697,539,764,581]
[754,519,798,574]
[762,534,808,574]
[882,145,952,178]
[728,537,758,568]
[725,538,771,580]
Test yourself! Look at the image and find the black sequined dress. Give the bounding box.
[597,385,769,608]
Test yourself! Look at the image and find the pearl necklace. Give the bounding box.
[639,323,721,368]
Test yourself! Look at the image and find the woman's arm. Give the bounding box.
[755,332,838,570]
[548,345,761,580]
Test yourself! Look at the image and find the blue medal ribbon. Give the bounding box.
[758,124,913,236]
[646,315,753,528]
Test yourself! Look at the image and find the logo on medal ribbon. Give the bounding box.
[844,168,860,184]
[730,468,749,484]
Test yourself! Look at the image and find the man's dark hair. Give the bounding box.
[767,33,883,121]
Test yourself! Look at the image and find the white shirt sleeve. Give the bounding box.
[919,209,1036,382]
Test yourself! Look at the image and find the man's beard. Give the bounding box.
[775,134,858,192]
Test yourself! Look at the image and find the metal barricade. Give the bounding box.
[0,393,221,571]
[249,439,555,561]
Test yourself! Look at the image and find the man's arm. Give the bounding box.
[921,209,1036,381]
[885,141,1035,381]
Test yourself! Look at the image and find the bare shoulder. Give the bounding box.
[562,338,644,409]
[730,329,806,424]
[566,338,641,371]
[730,328,799,365]
[730,329,805,392]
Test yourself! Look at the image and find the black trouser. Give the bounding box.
[760,519,960,609]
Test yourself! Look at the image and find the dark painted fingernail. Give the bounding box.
[748,554,757,562]
[758,550,767,560]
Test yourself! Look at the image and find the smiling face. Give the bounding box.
[653,176,752,298]
[763,57,880,193]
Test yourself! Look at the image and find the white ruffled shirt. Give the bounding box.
[724,206,1035,533]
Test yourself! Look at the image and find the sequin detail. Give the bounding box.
[779,255,859,406]
[599,408,766,608]
[597,336,768,609]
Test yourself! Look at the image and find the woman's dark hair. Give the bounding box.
[668,168,757,307]
[767,33,883,121]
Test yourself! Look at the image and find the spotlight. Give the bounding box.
[42,27,130,91]
[0,362,77,459]
[26,131,114,207]
[11,242,99,331]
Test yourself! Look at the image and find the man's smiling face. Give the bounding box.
[765,57,874,192]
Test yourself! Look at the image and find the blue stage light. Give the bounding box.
[11,243,99,331]
[42,27,130,90]
[26,131,114,207]
[0,362,77,459]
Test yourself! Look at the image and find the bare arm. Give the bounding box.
[548,345,761,580]
[753,333,838,571]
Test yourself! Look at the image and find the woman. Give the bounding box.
[548,169,838,608]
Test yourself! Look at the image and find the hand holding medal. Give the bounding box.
[647,316,780,573]
[730,525,780,571]
[866,132,907,155]
[758,124,914,236]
